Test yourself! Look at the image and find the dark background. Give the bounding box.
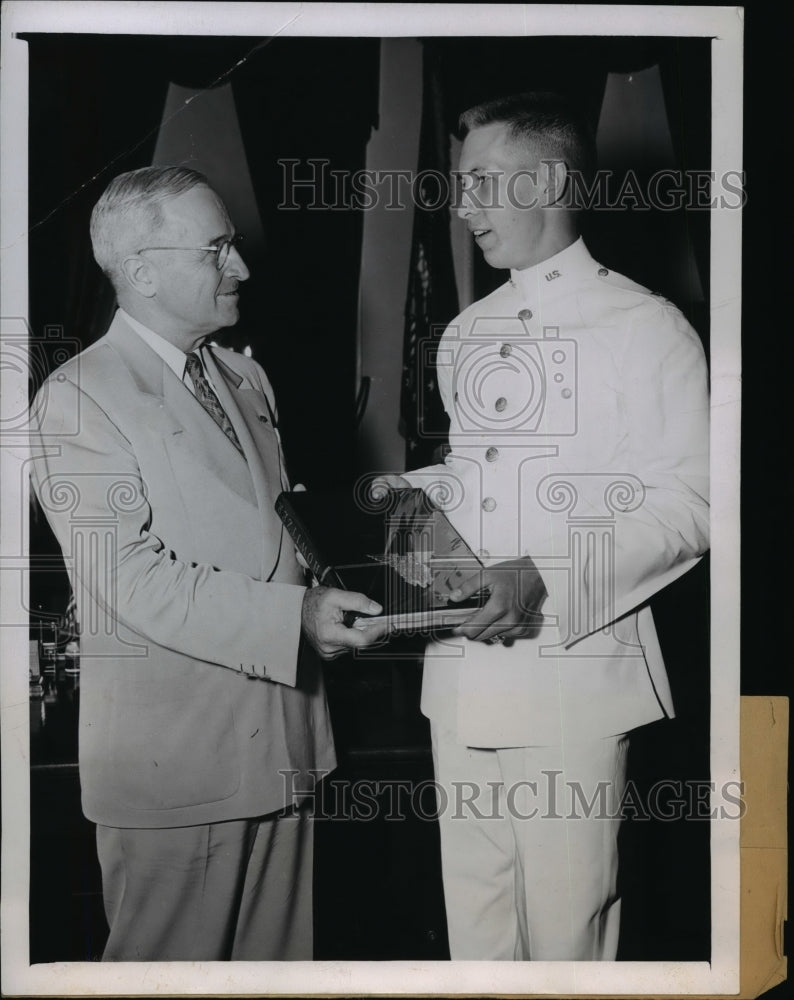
[19,12,773,977]
[739,4,791,994]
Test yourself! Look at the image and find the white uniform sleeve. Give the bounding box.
[541,301,709,646]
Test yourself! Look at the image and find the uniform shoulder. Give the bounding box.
[580,261,696,331]
[590,262,659,301]
[446,279,516,331]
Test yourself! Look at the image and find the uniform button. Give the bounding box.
[598,267,609,276]
[485,446,499,462]
[482,497,497,512]
[517,308,533,320]
[499,343,512,358]
[494,397,507,412]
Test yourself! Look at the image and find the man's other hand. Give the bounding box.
[449,556,548,644]
[301,586,388,660]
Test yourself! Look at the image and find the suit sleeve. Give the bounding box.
[30,375,305,685]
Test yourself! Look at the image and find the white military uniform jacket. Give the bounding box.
[404,238,709,747]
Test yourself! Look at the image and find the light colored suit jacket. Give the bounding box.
[404,239,709,747]
[31,312,335,828]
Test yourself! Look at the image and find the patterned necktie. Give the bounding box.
[184,352,244,455]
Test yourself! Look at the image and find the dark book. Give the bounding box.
[275,486,485,632]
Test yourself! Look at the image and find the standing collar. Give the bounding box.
[508,237,597,302]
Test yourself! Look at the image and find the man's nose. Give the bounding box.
[454,179,477,220]
[456,195,475,220]
[224,246,250,281]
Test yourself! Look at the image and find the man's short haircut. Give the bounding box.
[459,91,597,187]
[90,165,211,287]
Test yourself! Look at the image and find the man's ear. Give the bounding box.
[539,159,571,208]
[119,254,157,298]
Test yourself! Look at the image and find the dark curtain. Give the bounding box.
[657,40,711,346]
[25,34,379,487]
[231,37,379,487]
[26,35,173,381]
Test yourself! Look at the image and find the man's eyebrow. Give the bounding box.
[205,233,231,246]
[457,166,492,177]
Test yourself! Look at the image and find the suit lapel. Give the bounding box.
[203,348,288,578]
[103,314,286,578]
[104,315,257,505]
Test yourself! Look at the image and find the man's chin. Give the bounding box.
[216,299,240,325]
[481,248,510,270]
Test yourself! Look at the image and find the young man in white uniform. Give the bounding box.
[376,92,709,960]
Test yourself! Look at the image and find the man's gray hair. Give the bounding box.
[90,166,210,287]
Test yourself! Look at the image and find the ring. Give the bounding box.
[489,634,504,645]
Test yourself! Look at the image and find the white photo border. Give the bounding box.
[1,2,742,995]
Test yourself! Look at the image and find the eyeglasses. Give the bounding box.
[137,234,244,271]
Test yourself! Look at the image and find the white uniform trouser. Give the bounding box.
[431,724,629,961]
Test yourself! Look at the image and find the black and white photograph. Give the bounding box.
[0,2,752,996]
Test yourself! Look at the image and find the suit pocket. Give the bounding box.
[108,666,242,813]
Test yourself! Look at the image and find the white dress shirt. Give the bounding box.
[117,308,218,393]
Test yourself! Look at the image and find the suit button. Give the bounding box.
[482,497,497,512]
[494,397,507,412]
[518,308,533,320]
[500,343,512,358]
[485,447,499,462]
[598,267,609,276]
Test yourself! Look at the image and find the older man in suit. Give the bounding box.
[375,92,709,960]
[30,166,386,961]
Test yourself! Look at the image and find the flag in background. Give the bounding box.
[399,47,459,470]
[60,590,79,640]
